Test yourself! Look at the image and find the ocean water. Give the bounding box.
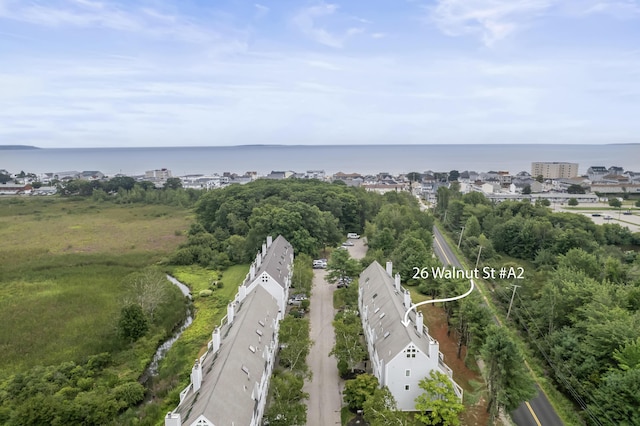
[2,144,639,177]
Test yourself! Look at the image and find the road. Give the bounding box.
[432,226,564,426]
[304,238,367,425]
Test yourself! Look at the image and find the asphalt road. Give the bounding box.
[432,226,564,426]
[304,238,368,426]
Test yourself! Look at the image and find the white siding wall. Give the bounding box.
[386,347,437,411]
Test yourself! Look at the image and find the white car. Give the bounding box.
[342,241,354,246]
[347,233,360,239]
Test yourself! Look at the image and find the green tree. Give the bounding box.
[278,317,312,373]
[481,326,535,421]
[123,268,168,321]
[609,198,622,208]
[331,311,367,375]
[163,177,183,190]
[567,184,585,194]
[263,372,308,426]
[464,215,481,238]
[118,304,148,342]
[343,373,379,410]
[391,236,432,285]
[568,198,578,206]
[522,184,532,195]
[326,248,361,284]
[448,170,460,182]
[414,370,464,426]
[363,386,410,426]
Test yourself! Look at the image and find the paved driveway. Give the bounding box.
[304,238,367,426]
[304,268,342,426]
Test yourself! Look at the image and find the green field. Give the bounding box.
[0,197,191,375]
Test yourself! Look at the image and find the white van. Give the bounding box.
[347,233,360,239]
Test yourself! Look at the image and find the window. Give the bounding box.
[405,385,410,391]
[405,369,411,377]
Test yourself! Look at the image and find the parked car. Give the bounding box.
[347,233,360,239]
[313,259,327,269]
[342,241,354,246]
[623,210,632,215]
[591,213,601,217]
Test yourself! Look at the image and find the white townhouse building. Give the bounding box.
[358,261,463,411]
[166,235,294,426]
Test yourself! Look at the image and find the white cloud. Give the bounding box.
[254,3,269,19]
[583,0,640,18]
[429,0,554,46]
[0,1,230,45]
[292,3,365,48]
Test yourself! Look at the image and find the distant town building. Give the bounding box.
[587,166,609,182]
[305,170,326,180]
[145,168,172,180]
[531,162,579,179]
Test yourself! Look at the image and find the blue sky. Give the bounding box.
[1,0,639,148]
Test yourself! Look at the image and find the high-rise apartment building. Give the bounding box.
[531,162,579,179]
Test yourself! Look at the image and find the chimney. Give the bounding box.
[267,235,273,248]
[416,310,424,335]
[262,243,267,256]
[227,302,235,324]
[394,273,401,292]
[386,261,393,276]
[239,284,247,302]
[212,327,221,353]
[429,339,439,360]
[403,289,411,309]
[165,412,182,426]
[250,264,256,280]
[191,359,202,392]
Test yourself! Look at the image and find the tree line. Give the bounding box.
[436,185,640,425]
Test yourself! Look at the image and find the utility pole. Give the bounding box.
[457,226,465,249]
[475,245,483,269]
[506,284,521,320]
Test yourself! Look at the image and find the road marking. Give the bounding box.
[526,401,542,426]
[433,232,452,265]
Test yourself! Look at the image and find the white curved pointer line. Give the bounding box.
[402,279,475,326]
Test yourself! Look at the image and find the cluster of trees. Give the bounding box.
[362,191,436,285]
[194,179,382,257]
[0,353,145,425]
[58,176,201,207]
[416,266,535,421]
[437,187,640,424]
[264,259,314,426]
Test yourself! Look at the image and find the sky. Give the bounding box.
[1,0,639,148]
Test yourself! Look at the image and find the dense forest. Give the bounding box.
[437,186,640,425]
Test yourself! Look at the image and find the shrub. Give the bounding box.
[199,290,213,297]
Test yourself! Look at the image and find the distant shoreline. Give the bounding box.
[0,143,637,150]
[0,145,39,150]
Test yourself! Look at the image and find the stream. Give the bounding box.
[139,275,193,384]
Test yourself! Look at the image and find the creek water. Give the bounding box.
[139,275,193,384]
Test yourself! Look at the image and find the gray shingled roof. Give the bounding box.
[360,261,432,364]
[177,284,279,426]
[255,235,293,288]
